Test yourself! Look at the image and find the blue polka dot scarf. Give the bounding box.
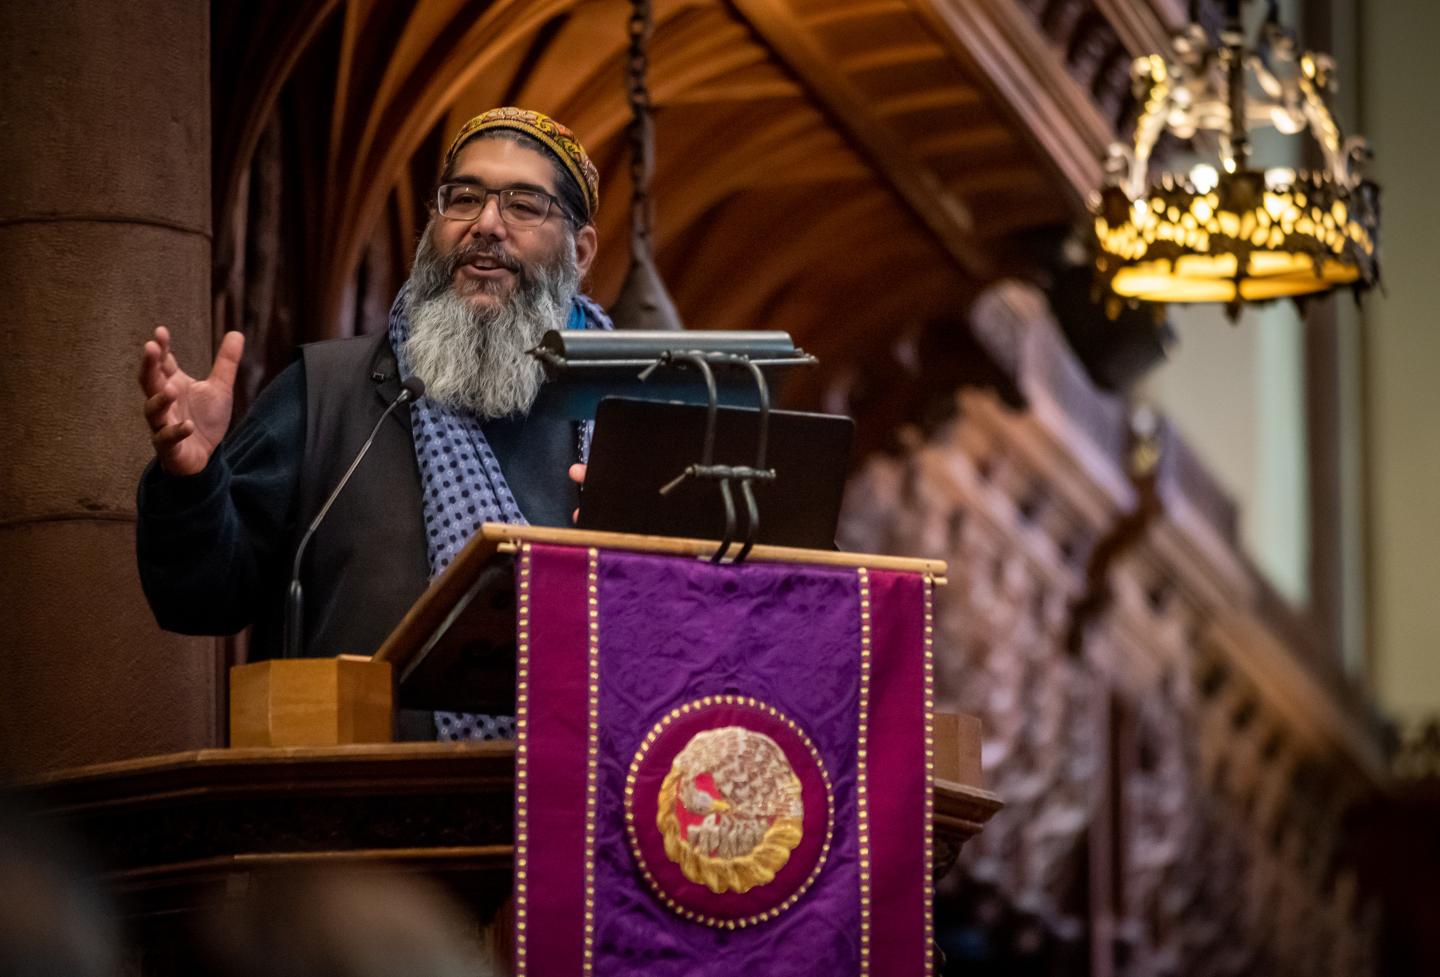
[386,283,613,740]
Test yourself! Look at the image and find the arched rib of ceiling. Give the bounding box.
[213,0,344,277]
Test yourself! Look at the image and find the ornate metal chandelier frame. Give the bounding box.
[1092,0,1380,317]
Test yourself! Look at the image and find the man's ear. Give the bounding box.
[574,224,598,278]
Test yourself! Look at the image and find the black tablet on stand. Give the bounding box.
[577,397,853,551]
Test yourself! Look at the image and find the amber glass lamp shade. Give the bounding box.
[1094,170,1378,306]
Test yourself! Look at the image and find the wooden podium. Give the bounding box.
[228,524,956,746]
[23,525,1001,973]
[217,522,1000,860]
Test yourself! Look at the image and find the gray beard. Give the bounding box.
[402,226,579,418]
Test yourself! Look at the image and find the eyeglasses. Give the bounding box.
[435,183,563,227]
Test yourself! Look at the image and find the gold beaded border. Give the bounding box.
[857,567,873,976]
[583,548,601,975]
[513,543,534,976]
[623,694,836,929]
[922,575,938,976]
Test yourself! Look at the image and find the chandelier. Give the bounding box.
[1091,0,1380,317]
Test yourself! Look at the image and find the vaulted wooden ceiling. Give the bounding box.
[212,0,1181,409]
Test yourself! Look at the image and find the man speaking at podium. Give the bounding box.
[135,108,608,740]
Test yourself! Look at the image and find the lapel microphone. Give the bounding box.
[282,376,426,660]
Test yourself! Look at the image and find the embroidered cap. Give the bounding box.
[445,106,600,221]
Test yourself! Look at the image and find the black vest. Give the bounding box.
[288,333,540,734]
[291,331,431,660]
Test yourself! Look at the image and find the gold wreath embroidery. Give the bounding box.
[656,726,804,894]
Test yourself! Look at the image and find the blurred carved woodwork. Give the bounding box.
[839,279,1384,976]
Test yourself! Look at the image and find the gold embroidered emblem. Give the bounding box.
[656,726,804,894]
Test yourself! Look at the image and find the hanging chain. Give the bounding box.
[1221,0,1249,170]
[626,0,656,250]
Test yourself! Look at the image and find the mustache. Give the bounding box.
[445,241,522,276]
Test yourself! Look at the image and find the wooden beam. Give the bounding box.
[667,77,804,105]
[1092,0,1188,58]
[726,0,995,281]
[326,0,374,191]
[610,112,824,245]
[876,85,985,118]
[841,41,946,74]
[213,0,344,281]
[742,249,957,364]
[914,124,1016,157]
[805,0,911,31]
[674,192,914,332]
[909,0,1112,205]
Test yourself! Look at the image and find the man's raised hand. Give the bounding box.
[139,326,245,476]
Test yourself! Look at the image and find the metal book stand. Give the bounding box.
[530,330,817,563]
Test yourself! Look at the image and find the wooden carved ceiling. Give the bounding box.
[212,0,1183,409]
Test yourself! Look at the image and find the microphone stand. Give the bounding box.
[282,377,425,660]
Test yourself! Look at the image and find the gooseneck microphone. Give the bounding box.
[282,376,425,660]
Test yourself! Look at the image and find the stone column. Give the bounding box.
[0,3,219,775]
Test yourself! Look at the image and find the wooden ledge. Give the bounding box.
[22,742,1001,894]
[376,523,947,670]
[476,522,947,575]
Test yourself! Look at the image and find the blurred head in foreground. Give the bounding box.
[0,799,119,977]
[204,864,496,977]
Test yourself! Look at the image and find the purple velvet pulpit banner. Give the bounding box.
[514,543,936,977]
